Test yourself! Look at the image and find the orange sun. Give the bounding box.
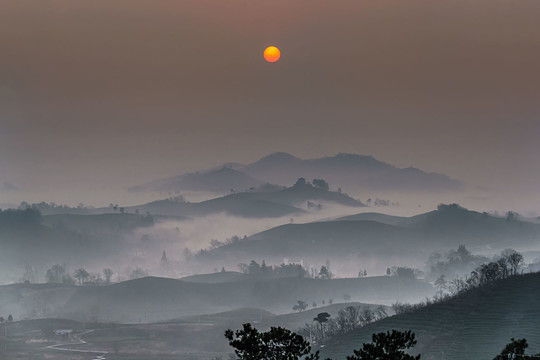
[264,46,281,63]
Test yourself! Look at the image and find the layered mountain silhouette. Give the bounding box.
[130,152,462,194]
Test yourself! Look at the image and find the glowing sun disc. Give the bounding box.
[264,46,281,63]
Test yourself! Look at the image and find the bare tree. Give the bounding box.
[501,249,524,275]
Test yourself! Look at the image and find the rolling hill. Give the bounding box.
[0,210,159,282]
[0,303,389,360]
[125,196,306,218]
[129,166,264,194]
[201,204,540,265]
[335,204,540,245]
[0,276,433,324]
[125,181,363,218]
[320,272,540,360]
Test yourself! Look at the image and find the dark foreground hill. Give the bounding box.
[321,272,540,360]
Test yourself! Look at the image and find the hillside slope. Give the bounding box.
[203,205,540,264]
[52,276,432,323]
[125,182,363,218]
[321,272,540,360]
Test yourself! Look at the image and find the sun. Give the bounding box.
[264,46,281,63]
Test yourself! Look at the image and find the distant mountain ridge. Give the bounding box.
[242,152,462,192]
[129,152,462,194]
[129,166,264,194]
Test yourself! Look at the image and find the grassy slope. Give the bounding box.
[332,212,411,226]
[179,271,251,283]
[201,220,420,260]
[204,206,540,261]
[321,272,540,360]
[125,197,306,218]
[124,183,362,218]
[259,302,392,332]
[42,213,154,233]
[53,276,431,323]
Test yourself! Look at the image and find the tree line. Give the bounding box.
[389,248,525,316]
[299,305,388,344]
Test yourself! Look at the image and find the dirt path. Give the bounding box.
[45,330,108,359]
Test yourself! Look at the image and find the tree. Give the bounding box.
[293,178,308,188]
[248,260,261,276]
[314,312,331,324]
[337,306,361,333]
[46,264,67,283]
[391,267,416,279]
[312,179,329,191]
[224,323,320,360]
[319,266,332,279]
[293,300,309,312]
[103,268,113,284]
[7,314,13,322]
[505,211,517,221]
[313,312,331,340]
[501,249,524,276]
[74,268,90,285]
[346,330,421,360]
[130,267,148,279]
[88,273,103,286]
[494,338,528,360]
[434,275,447,292]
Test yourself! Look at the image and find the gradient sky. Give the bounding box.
[0,0,539,211]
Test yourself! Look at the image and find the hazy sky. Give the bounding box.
[1,0,539,210]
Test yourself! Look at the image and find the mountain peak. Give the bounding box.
[258,152,300,162]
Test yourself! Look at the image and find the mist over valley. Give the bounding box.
[2,0,540,357]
